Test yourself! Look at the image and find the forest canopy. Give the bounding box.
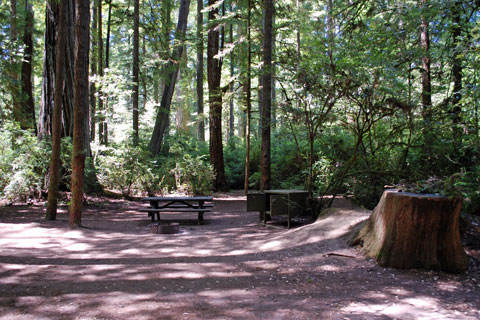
[0,0,479,216]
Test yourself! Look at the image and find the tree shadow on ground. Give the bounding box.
[0,195,479,319]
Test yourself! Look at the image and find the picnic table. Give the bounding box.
[140,196,214,224]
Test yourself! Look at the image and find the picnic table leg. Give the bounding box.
[151,201,160,222]
[198,200,204,224]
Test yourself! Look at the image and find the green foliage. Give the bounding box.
[95,143,170,196]
[224,137,246,189]
[172,154,214,195]
[443,168,480,216]
[0,122,49,201]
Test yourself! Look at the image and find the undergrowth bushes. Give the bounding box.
[0,120,478,216]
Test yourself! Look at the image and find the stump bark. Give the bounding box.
[349,189,469,273]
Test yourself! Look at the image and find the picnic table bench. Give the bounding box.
[140,196,214,224]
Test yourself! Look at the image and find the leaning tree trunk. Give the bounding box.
[349,189,469,274]
[149,0,190,155]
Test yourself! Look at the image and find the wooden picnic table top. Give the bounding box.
[141,196,213,202]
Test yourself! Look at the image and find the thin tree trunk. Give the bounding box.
[97,0,104,143]
[9,0,21,123]
[149,0,191,155]
[208,0,228,191]
[142,35,147,111]
[271,13,276,131]
[229,19,234,141]
[258,72,263,137]
[102,0,113,145]
[132,0,140,145]
[420,0,432,164]
[10,0,17,42]
[105,0,112,69]
[20,1,36,133]
[90,0,97,142]
[70,0,90,228]
[451,0,462,148]
[260,0,273,191]
[243,0,252,195]
[196,0,205,141]
[46,0,67,221]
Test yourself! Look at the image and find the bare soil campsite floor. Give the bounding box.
[0,191,479,320]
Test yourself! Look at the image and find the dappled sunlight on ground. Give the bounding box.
[0,193,478,319]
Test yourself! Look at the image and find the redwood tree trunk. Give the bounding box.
[349,190,469,273]
[38,0,75,139]
[46,0,67,221]
[260,0,273,191]
[97,0,104,143]
[420,0,433,165]
[132,0,140,145]
[207,0,228,191]
[196,0,205,142]
[90,0,97,142]
[70,0,90,228]
[451,0,462,148]
[243,0,252,195]
[20,1,36,133]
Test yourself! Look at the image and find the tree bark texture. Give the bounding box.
[229,21,234,141]
[196,0,205,142]
[39,0,75,139]
[149,0,190,155]
[260,0,273,191]
[70,0,90,228]
[208,0,228,191]
[132,0,140,145]
[89,0,97,142]
[420,0,433,164]
[451,0,462,147]
[349,190,469,274]
[8,0,21,120]
[46,0,68,221]
[97,0,104,143]
[20,1,36,133]
[243,0,252,195]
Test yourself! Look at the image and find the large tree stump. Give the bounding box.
[349,189,469,273]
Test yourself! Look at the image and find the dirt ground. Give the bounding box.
[0,191,479,320]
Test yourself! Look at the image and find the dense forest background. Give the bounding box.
[0,0,479,215]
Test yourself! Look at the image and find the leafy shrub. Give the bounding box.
[0,122,50,201]
[172,154,214,195]
[95,143,171,196]
[443,168,480,216]
[224,137,246,189]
